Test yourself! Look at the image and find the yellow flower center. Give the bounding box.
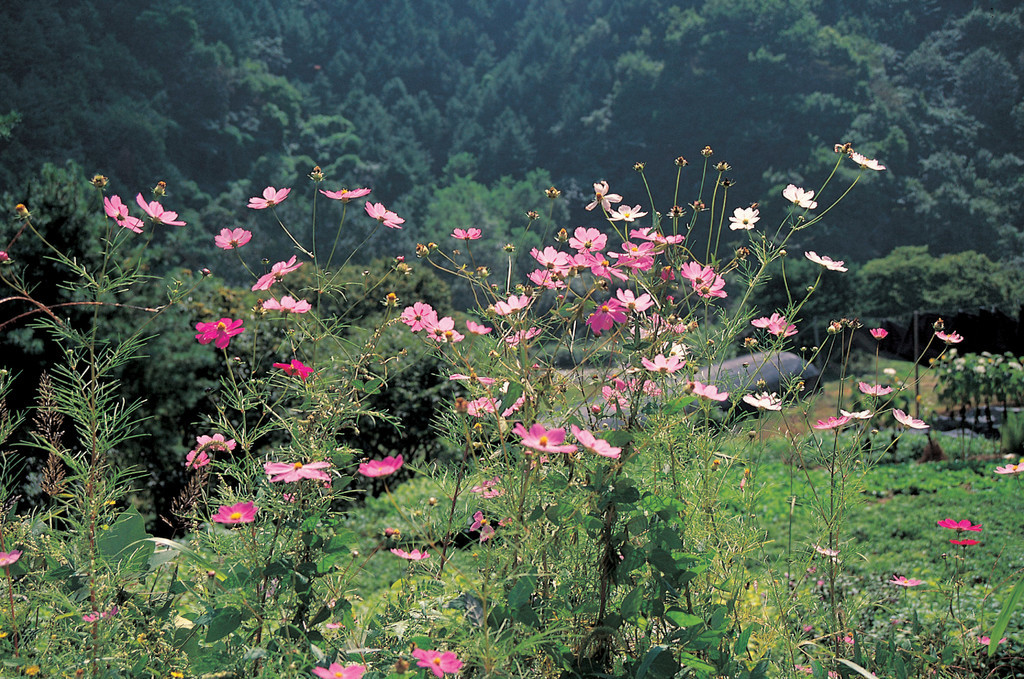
[293,462,303,469]
[216,321,227,331]
[433,658,442,666]
[230,512,242,520]
[538,436,549,446]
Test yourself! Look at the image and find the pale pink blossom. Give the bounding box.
[493,294,532,316]
[814,545,839,559]
[585,181,622,212]
[570,425,622,459]
[104,195,145,233]
[470,476,504,498]
[889,576,923,587]
[530,246,573,275]
[358,455,403,478]
[728,207,759,230]
[247,186,291,210]
[465,320,492,335]
[615,289,655,313]
[466,397,500,417]
[994,461,1024,475]
[471,511,495,543]
[849,151,886,171]
[505,327,541,347]
[858,382,893,397]
[452,227,482,240]
[679,262,727,299]
[264,460,332,483]
[782,184,817,209]
[252,256,303,291]
[426,316,465,343]
[449,373,496,386]
[0,550,22,567]
[841,409,873,419]
[609,204,648,222]
[391,548,430,561]
[814,415,852,430]
[641,354,685,374]
[804,251,847,272]
[751,313,797,338]
[936,331,963,344]
[262,296,311,313]
[568,226,607,252]
[742,392,782,411]
[214,227,252,249]
[365,201,404,229]
[892,409,929,429]
[692,381,729,401]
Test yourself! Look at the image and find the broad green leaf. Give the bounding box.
[988,577,1024,657]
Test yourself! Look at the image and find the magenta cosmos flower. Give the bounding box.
[273,359,314,379]
[103,195,145,233]
[0,550,22,567]
[412,649,463,678]
[587,299,627,335]
[264,460,332,483]
[451,227,482,240]
[195,318,245,349]
[804,251,847,272]
[570,425,621,459]
[937,518,982,533]
[365,201,405,229]
[252,255,304,291]
[215,227,252,250]
[135,194,187,226]
[889,575,924,587]
[679,262,727,299]
[212,502,257,524]
[870,328,888,340]
[358,454,403,478]
[262,296,312,313]
[248,186,291,209]
[312,662,367,679]
[391,548,430,561]
[513,423,577,455]
[319,187,371,202]
[187,433,235,470]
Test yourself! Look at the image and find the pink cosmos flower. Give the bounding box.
[994,461,1024,475]
[728,207,759,230]
[641,354,685,374]
[465,320,492,335]
[950,538,980,546]
[401,302,438,332]
[312,662,367,679]
[936,331,963,344]
[814,415,852,430]
[365,201,405,229]
[466,397,500,417]
[568,226,607,253]
[185,450,210,469]
[870,328,888,340]
[103,195,145,233]
[892,409,928,429]
[849,151,886,171]
[841,409,873,419]
[191,433,235,456]
[609,204,647,222]
[585,181,622,212]
[195,318,245,349]
[505,327,542,347]
[804,251,848,272]
[679,262,727,299]
[692,381,729,401]
[358,455,403,478]
[0,550,22,567]
[742,392,782,411]
[530,246,574,275]
[890,576,924,587]
[471,511,495,543]
[248,186,291,209]
[606,241,656,271]
[978,636,1008,646]
[493,294,532,316]
[412,649,463,678]
[576,251,629,282]
[513,423,577,454]
[273,359,314,379]
[391,548,430,561]
[470,476,504,498]
[814,545,840,559]
[426,316,465,344]
[628,227,684,245]
[615,289,654,313]
[319,187,371,202]
[212,502,258,525]
[937,518,982,533]
[528,269,566,290]
[262,296,312,313]
[782,184,817,209]
[252,255,304,291]
[570,425,622,459]
[214,227,252,249]
[82,606,119,623]
[587,299,627,335]
[451,227,482,240]
[0,251,8,263]
[450,373,496,386]
[751,313,797,337]
[264,460,332,483]
[135,193,187,226]
[858,382,893,397]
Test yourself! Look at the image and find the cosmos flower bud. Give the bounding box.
[714,161,731,172]
[675,156,689,167]
[545,186,561,199]
[14,203,30,218]
[701,145,713,157]
[633,161,645,172]
[308,165,324,182]
[153,180,167,197]
[91,174,108,189]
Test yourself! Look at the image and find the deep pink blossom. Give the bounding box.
[104,195,145,233]
[264,460,332,483]
[401,302,438,332]
[679,262,727,299]
[135,194,186,226]
[195,318,245,349]
[570,425,621,459]
[471,511,495,542]
[359,455,403,478]
[568,227,607,252]
[190,433,235,459]
[452,227,482,240]
[319,187,371,202]
[412,649,463,678]
[586,299,627,335]
[212,502,257,525]
[365,201,404,229]
[248,186,290,209]
[950,538,980,546]
[513,423,577,454]
[273,359,314,379]
[870,328,888,340]
[252,256,304,291]
[312,662,367,679]
[937,518,982,532]
[185,450,210,469]
[215,228,252,249]
[391,548,430,561]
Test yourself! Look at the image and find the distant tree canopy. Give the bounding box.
[1,0,1022,266]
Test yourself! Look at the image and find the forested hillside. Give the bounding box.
[1,0,1022,268]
